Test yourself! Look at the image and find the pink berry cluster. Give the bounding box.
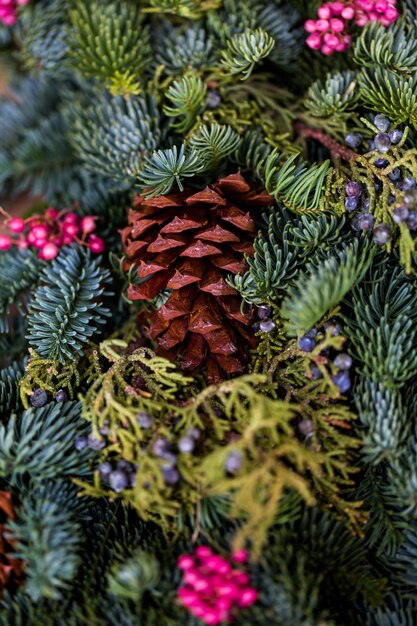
[305,0,398,55]
[177,546,258,625]
[0,207,105,260]
[0,0,29,26]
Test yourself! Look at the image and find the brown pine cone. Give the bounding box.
[0,491,24,597]
[122,172,274,381]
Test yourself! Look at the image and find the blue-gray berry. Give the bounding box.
[137,412,152,428]
[334,353,353,370]
[88,434,106,451]
[30,389,48,408]
[257,304,271,319]
[178,436,195,453]
[225,451,243,473]
[259,319,275,333]
[389,129,403,144]
[332,371,351,393]
[373,224,391,245]
[393,205,409,224]
[345,132,362,149]
[109,470,129,493]
[162,466,180,485]
[75,435,88,452]
[346,181,362,197]
[345,197,359,212]
[55,389,67,403]
[298,336,316,352]
[374,133,391,153]
[374,114,390,132]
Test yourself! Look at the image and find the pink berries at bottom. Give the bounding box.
[177,546,258,625]
[0,234,12,251]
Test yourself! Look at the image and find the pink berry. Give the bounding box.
[62,235,74,245]
[315,18,329,31]
[63,223,79,237]
[8,217,25,233]
[330,17,345,31]
[231,571,250,586]
[330,1,344,14]
[323,33,339,47]
[341,6,355,19]
[27,231,37,245]
[217,582,239,599]
[80,216,97,233]
[17,238,29,250]
[183,570,199,586]
[318,5,332,19]
[335,39,348,51]
[31,224,49,239]
[238,587,258,607]
[178,555,195,571]
[375,0,388,11]
[63,212,79,224]
[202,610,221,625]
[194,576,211,593]
[385,6,398,21]
[321,43,334,55]
[33,238,47,249]
[304,19,317,33]
[232,549,248,563]
[178,587,200,607]
[45,207,59,220]
[40,242,59,260]
[195,546,213,560]
[0,234,12,250]
[306,33,322,49]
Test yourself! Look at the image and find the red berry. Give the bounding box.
[88,236,105,253]
[45,207,59,220]
[63,223,79,237]
[232,549,248,563]
[8,217,25,233]
[17,238,29,250]
[31,224,49,239]
[0,234,12,251]
[40,242,59,260]
[80,216,97,233]
[63,212,79,224]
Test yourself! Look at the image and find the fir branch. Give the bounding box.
[220,28,275,80]
[27,246,112,363]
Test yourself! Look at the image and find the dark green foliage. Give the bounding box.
[220,27,275,79]
[66,1,151,96]
[305,70,360,118]
[70,92,161,186]
[0,361,23,418]
[0,401,92,482]
[0,248,42,333]
[281,238,374,335]
[136,144,203,197]
[258,2,303,67]
[27,246,112,363]
[153,24,218,75]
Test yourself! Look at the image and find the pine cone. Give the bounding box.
[122,173,274,381]
[0,491,24,597]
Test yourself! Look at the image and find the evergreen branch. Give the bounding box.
[220,28,275,79]
[281,239,374,336]
[0,401,92,482]
[27,246,112,363]
[189,123,241,169]
[163,74,207,133]
[136,144,204,198]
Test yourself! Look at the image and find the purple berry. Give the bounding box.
[334,353,353,370]
[162,466,180,485]
[55,389,67,403]
[402,177,417,192]
[75,435,88,452]
[374,132,391,153]
[298,419,314,437]
[374,179,383,193]
[260,319,276,333]
[388,194,396,205]
[309,364,323,380]
[225,450,243,473]
[324,320,341,336]
[357,212,375,231]
[305,328,318,338]
[345,197,359,212]
[332,371,351,393]
[404,190,417,206]
[88,434,106,451]
[99,462,112,480]
[362,197,371,211]
[406,211,417,230]
[346,181,362,197]
[388,168,401,182]
[30,389,48,408]
[298,336,316,352]
[178,436,195,453]
[257,304,271,319]
[374,158,389,168]
[345,132,362,149]
[206,90,221,109]
[374,114,390,132]
[389,129,403,144]
[153,438,172,457]
[393,205,409,224]
[137,412,152,428]
[109,469,129,492]
[373,224,391,245]
[186,427,201,440]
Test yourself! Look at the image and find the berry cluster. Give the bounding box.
[305,1,398,55]
[343,114,417,245]
[253,304,276,333]
[177,546,258,625]
[152,427,202,486]
[0,208,105,260]
[30,388,68,407]
[0,0,28,26]
[298,321,353,394]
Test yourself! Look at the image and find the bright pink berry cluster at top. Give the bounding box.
[0,0,29,26]
[0,208,105,260]
[305,0,398,55]
[177,546,258,625]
